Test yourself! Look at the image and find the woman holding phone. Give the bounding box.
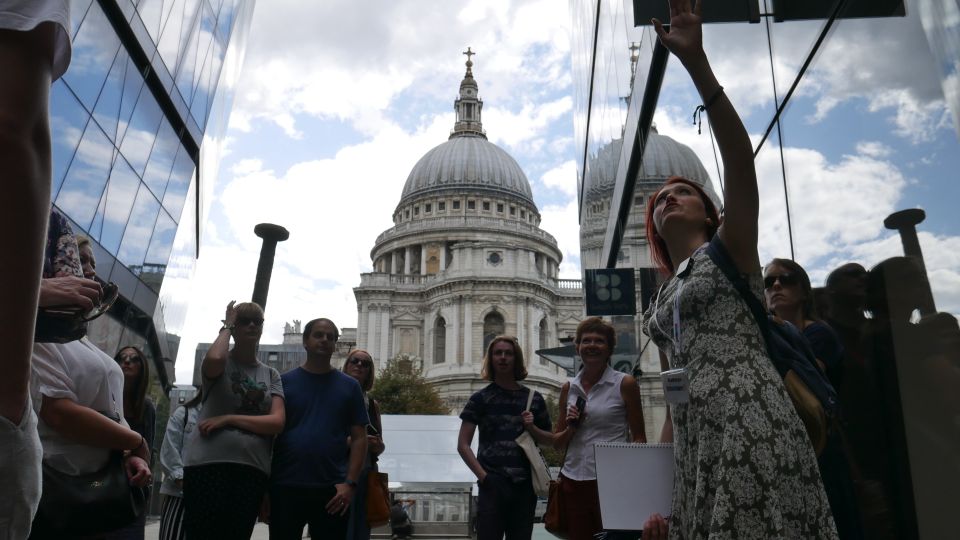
[343,349,385,540]
[552,317,647,540]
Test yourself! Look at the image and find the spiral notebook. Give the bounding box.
[594,442,674,531]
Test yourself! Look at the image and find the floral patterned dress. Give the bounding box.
[643,243,838,539]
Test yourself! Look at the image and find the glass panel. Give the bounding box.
[174,3,203,105]
[142,210,177,292]
[162,145,196,221]
[69,0,95,40]
[135,0,165,41]
[158,0,201,82]
[55,122,115,231]
[63,2,121,111]
[89,156,142,255]
[119,88,164,177]
[92,49,143,143]
[50,82,92,199]
[117,185,162,270]
[143,120,180,199]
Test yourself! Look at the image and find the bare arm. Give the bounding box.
[457,421,487,483]
[40,395,149,461]
[657,351,674,443]
[202,301,237,380]
[654,1,759,273]
[552,382,578,451]
[197,395,285,436]
[522,412,556,446]
[346,423,367,483]
[621,375,648,443]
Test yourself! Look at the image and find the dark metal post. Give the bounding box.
[251,223,289,310]
[883,208,936,315]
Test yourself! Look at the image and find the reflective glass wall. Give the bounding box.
[572,0,960,536]
[50,0,255,386]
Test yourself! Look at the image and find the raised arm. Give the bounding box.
[202,300,237,380]
[653,0,759,273]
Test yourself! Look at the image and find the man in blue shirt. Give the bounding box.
[269,318,369,539]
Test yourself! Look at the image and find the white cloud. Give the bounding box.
[856,141,893,158]
[539,198,581,279]
[540,160,578,196]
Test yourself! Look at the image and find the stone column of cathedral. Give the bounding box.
[463,298,473,365]
[404,246,412,275]
[379,306,390,362]
[420,245,428,276]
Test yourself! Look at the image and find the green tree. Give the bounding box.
[370,354,449,415]
[541,395,564,467]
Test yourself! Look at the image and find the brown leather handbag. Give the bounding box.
[544,476,567,538]
[366,470,391,527]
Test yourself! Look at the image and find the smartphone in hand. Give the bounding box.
[569,396,586,427]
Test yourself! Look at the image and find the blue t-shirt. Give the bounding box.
[271,368,369,487]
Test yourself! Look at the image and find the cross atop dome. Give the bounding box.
[463,46,476,75]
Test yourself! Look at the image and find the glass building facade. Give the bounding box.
[50,0,256,388]
[572,0,960,537]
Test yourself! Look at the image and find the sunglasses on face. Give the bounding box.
[764,273,800,289]
[348,357,372,368]
[312,331,338,341]
[118,355,142,365]
[235,316,264,327]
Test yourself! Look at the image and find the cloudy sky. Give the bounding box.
[171,0,959,383]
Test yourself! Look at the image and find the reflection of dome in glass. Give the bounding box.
[399,134,534,205]
[585,128,718,206]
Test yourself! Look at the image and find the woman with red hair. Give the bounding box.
[640,1,836,538]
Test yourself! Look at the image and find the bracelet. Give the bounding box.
[702,85,724,110]
[220,319,234,332]
[692,86,724,134]
[126,435,145,455]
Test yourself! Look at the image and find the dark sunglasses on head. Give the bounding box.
[348,357,372,367]
[235,316,264,327]
[764,273,800,289]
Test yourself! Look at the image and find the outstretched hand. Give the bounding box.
[652,0,705,65]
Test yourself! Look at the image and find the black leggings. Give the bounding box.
[183,463,268,540]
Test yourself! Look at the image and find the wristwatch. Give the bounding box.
[345,479,358,488]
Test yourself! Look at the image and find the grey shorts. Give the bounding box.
[0,397,42,540]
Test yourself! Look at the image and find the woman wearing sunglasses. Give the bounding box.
[103,345,156,540]
[640,1,836,538]
[764,259,863,539]
[181,301,285,540]
[342,349,385,540]
[30,232,152,538]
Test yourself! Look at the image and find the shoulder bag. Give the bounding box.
[705,237,839,455]
[365,398,391,527]
[31,451,148,536]
[514,387,553,498]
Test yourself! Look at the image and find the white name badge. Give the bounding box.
[661,368,690,404]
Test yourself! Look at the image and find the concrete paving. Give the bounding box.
[144,520,554,539]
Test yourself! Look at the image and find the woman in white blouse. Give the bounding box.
[30,235,152,538]
[552,317,647,540]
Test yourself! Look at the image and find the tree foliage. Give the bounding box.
[541,394,564,467]
[370,354,449,415]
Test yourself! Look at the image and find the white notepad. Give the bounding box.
[594,442,674,531]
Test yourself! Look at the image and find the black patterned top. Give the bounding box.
[460,383,551,483]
